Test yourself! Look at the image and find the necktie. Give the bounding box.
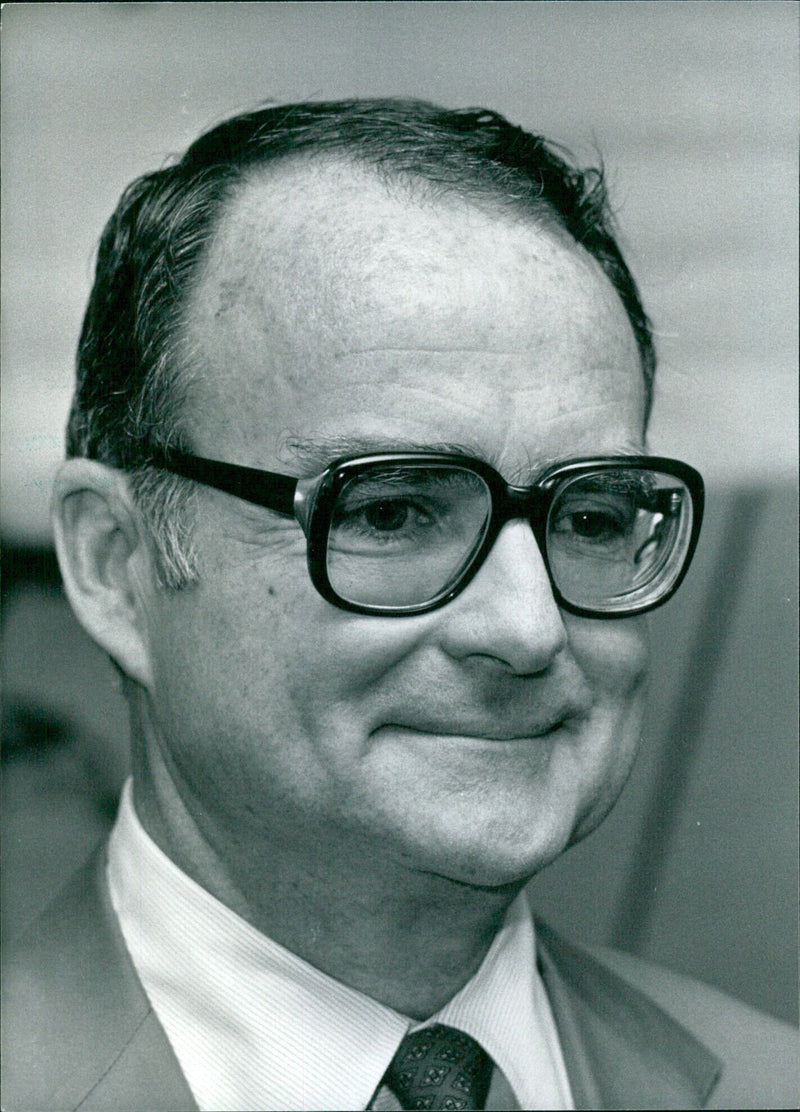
[382,1023,493,1110]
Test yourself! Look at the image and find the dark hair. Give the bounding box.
[67,98,656,585]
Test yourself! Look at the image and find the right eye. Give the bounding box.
[341,497,431,536]
[329,492,442,555]
[327,465,493,559]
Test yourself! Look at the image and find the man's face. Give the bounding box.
[142,161,648,889]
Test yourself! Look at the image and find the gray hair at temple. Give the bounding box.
[66,98,656,588]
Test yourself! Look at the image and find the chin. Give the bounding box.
[404,811,579,890]
[429,847,567,891]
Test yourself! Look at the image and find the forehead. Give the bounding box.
[183,157,644,471]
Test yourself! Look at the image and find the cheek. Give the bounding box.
[279,607,444,745]
[568,614,650,704]
[565,615,650,839]
[155,558,430,759]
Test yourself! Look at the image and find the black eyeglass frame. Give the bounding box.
[156,449,704,618]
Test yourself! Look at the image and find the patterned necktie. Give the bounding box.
[382,1024,493,1110]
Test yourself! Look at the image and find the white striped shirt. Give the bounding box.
[108,781,573,1111]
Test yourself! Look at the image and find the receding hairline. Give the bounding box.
[176,151,640,404]
[180,148,621,345]
[213,147,578,266]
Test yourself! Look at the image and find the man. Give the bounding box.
[3,99,796,1110]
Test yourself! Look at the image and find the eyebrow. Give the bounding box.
[280,434,645,483]
[280,434,501,475]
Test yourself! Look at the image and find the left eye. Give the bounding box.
[360,499,428,533]
[550,496,636,553]
[565,510,625,539]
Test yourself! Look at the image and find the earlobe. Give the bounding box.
[52,459,155,688]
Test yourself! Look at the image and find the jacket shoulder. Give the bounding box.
[593,946,799,1110]
[1,850,195,1112]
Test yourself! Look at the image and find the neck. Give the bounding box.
[256,851,523,1019]
[129,709,523,1018]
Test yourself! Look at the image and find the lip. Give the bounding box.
[378,715,580,743]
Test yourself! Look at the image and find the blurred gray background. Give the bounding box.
[2,2,797,1024]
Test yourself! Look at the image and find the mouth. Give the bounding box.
[378,713,582,744]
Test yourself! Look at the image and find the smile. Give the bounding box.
[377,718,577,743]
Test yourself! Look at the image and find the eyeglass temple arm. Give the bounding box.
[159,451,298,516]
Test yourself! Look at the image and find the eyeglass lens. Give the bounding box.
[328,465,492,607]
[546,470,692,613]
[325,463,694,613]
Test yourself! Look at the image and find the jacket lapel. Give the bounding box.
[535,918,721,1110]
[3,848,197,1112]
[77,1010,198,1111]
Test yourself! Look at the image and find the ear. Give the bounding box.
[52,459,156,689]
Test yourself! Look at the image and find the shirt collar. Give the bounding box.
[435,894,572,1108]
[108,780,571,1111]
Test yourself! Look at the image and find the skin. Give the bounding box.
[55,158,649,1018]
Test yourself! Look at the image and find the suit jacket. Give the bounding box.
[2,849,797,1111]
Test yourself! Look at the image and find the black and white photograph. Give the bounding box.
[2,4,797,1109]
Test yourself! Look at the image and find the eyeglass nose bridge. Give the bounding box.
[491,482,552,549]
[464,481,557,599]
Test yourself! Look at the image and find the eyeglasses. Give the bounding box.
[156,450,704,618]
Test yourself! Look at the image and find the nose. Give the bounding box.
[437,519,568,675]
